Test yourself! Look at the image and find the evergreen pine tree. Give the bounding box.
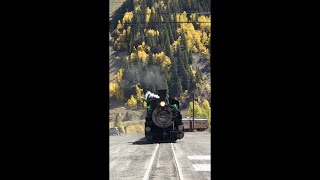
[141,30,145,43]
[189,65,195,89]
[129,39,134,53]
[199,2,203,12]
[187,0,192,11]
[181,33,188,51]
[176,53,189,90]
[115,113,120,127]
[167,23,174,44]
[163,28,172,57]
[146,0,151,7]
[195,67,202,84]
[147,53,154,65]
[141,0,147,11]
[169,57,179,97]
[185,64,192,90]
[176,46,185,71]
[124,111,132,121]
[176,77,183,96]
[164,76,169,92]
[182,49,189,67]
[188,50,193,65]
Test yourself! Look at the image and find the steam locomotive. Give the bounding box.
[144,89,184,142]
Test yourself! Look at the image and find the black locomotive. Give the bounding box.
[145,89,184,142]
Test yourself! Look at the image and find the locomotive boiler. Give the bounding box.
[144,89,184,142]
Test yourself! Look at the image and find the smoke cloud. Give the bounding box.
[125,63,167,93]
[143,65,167,90]
[143,91,159,100]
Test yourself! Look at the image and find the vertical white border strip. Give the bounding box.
[171,143,184,180]
[143,143,159,180]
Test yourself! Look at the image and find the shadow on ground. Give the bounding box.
[128,137,178,145]
[128,137,152,145]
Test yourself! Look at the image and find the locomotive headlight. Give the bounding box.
[146,127,151,132]
[178,125,184,131]
[160,101,165,107]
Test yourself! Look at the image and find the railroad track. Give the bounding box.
[143,143,183,180]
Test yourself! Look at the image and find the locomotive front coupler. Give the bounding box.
[169,130,184,139]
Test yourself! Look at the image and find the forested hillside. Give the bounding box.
[109,0,211,121]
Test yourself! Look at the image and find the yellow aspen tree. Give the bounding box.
[109,82,124,100]
[135,85,144,107]
[202,99,211,125]
[198,15,211,31]
[146,29,158,37]
[188,101,204,118]
[117,68,123,83]
[135,5,141,11]
[127,95,137,108]
[201,31,209,46]
[190,13,197,22]
[109,82,118,97]
[137,50,148,63]
[202,99,211,112]
[152,52,171,69]
[116,20,123,30]
[130,52,137,61]
[137,42,150,53]
[115,85,123,100]
[123,12,133,23]
[190,65,196,77]
[205,83,211,93]
[146,7,151,23]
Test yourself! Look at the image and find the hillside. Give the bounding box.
[109,0,127,16]
[109,0,211,123]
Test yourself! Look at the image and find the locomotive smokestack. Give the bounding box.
[157,89,167,101]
